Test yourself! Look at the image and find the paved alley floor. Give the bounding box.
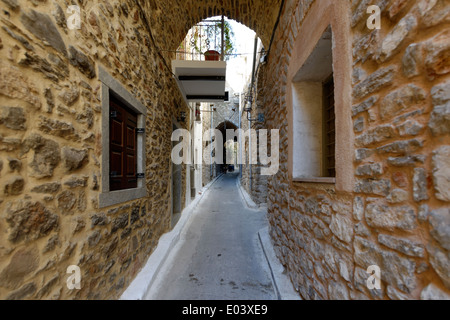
[145,172,276,300]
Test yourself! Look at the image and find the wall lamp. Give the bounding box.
[177,111,187,123]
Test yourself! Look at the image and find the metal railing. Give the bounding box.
[176,17,225,61]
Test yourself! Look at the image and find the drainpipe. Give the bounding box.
[249,114,252,192]
[249,35,258,193]
[221,15,225,61]
[224,118,227,175]
[239,92,242,178]
[210,104,214,179]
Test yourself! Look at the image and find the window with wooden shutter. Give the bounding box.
[323,76,336,178]
[109,96,138,191]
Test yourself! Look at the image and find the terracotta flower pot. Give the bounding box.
[204,50,221,61]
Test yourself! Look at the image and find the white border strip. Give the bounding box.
[120,175,223,300]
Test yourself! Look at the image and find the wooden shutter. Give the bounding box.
[323,76,336,178]
[110,96,138,191]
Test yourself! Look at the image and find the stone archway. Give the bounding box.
[136,0,283,60]
[216,121,239,173]
[216,120,239,134]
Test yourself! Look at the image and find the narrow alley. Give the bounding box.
[0,0,449,302]
[145,173,276,300]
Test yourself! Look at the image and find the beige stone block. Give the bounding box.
[432,146,450,202]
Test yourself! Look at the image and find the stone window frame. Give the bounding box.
[287,0,354,192]
[98,67,147,208]
[290,25,335,182]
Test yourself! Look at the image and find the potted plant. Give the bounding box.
[181,17,235,61]
[204,50,221,61]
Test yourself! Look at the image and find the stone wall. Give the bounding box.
[240,39,270,206]
[0,0,189,300]
[240,86,269,204]
[259,0,450,300]
[201,103,214,187]
[240,107,251,196]
[0,0,448,301]
[201,91,241,187]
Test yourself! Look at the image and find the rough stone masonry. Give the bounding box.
[0,0,448,301]
[0,0,280,300]
[245,0,450,300]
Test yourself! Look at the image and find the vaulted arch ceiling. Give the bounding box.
[216,120,239,133]
[136,0,283,54]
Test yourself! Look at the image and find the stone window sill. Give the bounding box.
[293,177,336,184]
[99,187,147,209]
